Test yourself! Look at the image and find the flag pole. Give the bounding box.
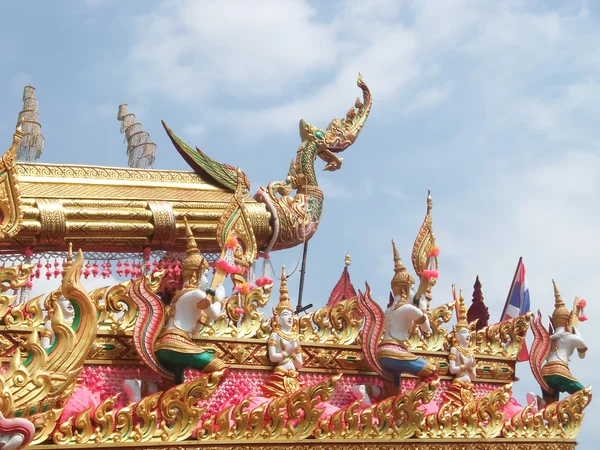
[499,256,523,322]
[296,240,313,315]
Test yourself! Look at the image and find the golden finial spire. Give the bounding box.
[391,239,414,302]
[274,265,293,317]
[552,279,564,306]
[412,190,436,278]
[551,279,570,329]
[182,217,205,286]
[279,265,289,302]
[392,239,404,271]
[345,253,351,267]
[455,287,469,331]
[427,189,432,214]
[184,217,199,255]
[62,242,73,272]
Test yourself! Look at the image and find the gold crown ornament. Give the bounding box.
[551,279,570,330]
[271,266,297,337]
[273,265,293,317]
[181,217,209,289]
[454,286,469,332]
[390,240,415,305]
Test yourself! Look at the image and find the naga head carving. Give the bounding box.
[299,73,372,172]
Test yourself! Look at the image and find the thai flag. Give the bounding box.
[500,257,530,361]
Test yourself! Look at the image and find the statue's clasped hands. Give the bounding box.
[285,340,299,356]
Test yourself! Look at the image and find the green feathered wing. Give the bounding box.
[162,120,250,192]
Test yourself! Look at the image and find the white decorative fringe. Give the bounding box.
[117,104,156,169]
[16,86,45,162]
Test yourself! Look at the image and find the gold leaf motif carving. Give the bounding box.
[502,387,592,440]
[408,301,454,351]
[0,130,23,238]
[421,383,512,438]
[298,297,363,345]
[52,371,224,445]
[200,374,341,441]
[469,313,532,359]
[0,264,33,293]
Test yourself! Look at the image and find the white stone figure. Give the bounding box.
[528,281,588,411]
[442,288,477,407]
[262,267,303,397]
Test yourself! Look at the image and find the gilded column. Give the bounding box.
[148,201,177,247]
[37,199,66,246]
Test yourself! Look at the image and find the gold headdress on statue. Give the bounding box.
[272,266,297,336]
[451,285,474,353]
[181,218,209,289]
[454,286,469,332]
[169,219,210,311]
[551,279,570,330]
[390,240,415,308]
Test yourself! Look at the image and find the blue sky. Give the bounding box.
[2,0,600,446]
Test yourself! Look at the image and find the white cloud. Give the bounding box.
[183,124,207,137]
[402,85,454,116]
[127,0,484,137]
[128,0,337,104]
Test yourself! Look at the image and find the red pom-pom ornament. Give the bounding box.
[428,246,440,257]
[256,276,274,287]
[217,258,242,275]
[423,269,439,279]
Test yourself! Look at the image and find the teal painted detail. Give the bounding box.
[71,300,81,331]
[543,374,585,395]
[46,334,59,354]
[156,349,215,384]
[315,130,324,139]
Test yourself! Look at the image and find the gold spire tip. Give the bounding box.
[279,265,290,302]
[345,253,351,267]
[552,279,564,305]
[392,239,400,260]
[183,217,198,253]
[391,240,406,273]
[427,189,433,213]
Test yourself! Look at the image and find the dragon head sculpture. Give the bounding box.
[299,74,372,172]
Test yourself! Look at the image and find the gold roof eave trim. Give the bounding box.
[17,163,226,191]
